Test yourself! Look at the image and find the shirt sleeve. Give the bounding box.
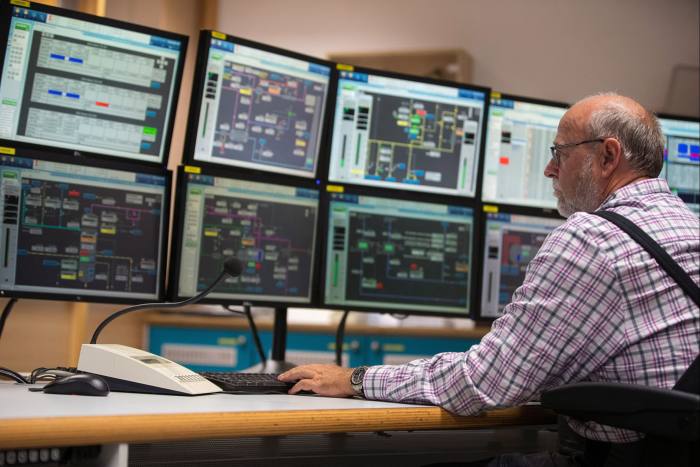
[363,215,625,415]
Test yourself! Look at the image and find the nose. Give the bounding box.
[544,158,557,179]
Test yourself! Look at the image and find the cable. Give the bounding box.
[223,305,245,316]
[0,366,29,384]
[335,310,350,366]
[225,303,267,368]
[0,299,26,384]
[243,302,267,369]
[0,298,18,341]
[91,267,232,344]
[30,368,76,384]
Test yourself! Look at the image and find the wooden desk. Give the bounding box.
[0,383,554,451]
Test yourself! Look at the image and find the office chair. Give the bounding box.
[541,353,700,466]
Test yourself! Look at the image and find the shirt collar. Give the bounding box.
[598,178,671,210]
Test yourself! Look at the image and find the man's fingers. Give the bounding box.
[279,367,317,382]
[288,379,315,395]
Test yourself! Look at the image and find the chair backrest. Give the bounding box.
[674,352,700,395]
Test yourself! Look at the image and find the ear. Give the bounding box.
[599,137,623,177]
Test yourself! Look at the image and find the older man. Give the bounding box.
[279,93,699,463]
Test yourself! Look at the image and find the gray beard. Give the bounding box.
[555,157,602,218]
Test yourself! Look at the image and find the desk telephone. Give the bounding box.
[77,344,223,395]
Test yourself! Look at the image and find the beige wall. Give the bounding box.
[215,0,699,115]
[0,300,146,372]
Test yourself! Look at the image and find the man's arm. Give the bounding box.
[282,216,623,414]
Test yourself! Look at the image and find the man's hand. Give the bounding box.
[278,364,355,397]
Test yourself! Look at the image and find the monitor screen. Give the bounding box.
[0,150,169,302]
[171,171,320,304]
[480,212,563,318]
[0,2,186,166]
[481,95,567,209]
[327,68,488,197]
[323,192,474,315]
[187,31,332,178]
[658,116,700,215]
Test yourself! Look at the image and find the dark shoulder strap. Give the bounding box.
[592,210,700,307]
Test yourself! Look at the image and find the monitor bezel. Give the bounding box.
[470,202,565,323]
[477,92,570,211]
[319,63,492,200]
[317,183,479,318]
[167,164,323,307]
[181,30,336,182]
[0,0,188,169]
[656,112,700,124]
[0,142,172,304]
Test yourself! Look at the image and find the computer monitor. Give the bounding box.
[0,146,170,302]
[481,94,568,209]
[479,211,564,319]
[658,115,700,215]
[0,1,187,166]
[326,66,489,197]
[169,168,320,305]
[322,191,474,315]
[184,31,332,179]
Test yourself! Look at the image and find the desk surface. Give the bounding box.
[0,383,555,449]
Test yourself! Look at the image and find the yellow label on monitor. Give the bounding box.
[11,0,31,7]
[336,64,354,71]
[211,31,226,40]
[0,147,16,155]
[184,165,201,174]
[482,205,499,213]
[326,185,344,193]
[490,91,502,99]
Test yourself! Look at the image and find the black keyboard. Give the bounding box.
[199,371,292,394]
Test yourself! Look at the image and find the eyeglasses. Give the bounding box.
[549,138,606,166]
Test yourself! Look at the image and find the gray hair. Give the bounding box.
[587,93,665,177]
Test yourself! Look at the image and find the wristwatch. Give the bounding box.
[350,366,368,396]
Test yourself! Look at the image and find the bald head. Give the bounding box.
[560,93,665,177]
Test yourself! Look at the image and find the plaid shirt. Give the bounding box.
[363,178,700,443]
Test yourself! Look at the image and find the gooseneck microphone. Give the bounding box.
[90,257,243,344]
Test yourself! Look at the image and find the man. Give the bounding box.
[278,93,699,461]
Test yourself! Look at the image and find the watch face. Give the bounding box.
[352,366,367,385]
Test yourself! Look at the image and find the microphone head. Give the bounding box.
[223,257,243,277]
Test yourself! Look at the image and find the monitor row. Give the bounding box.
[0,149,568,320]
[2,2,698,211]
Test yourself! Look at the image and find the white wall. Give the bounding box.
[216,0,699,114]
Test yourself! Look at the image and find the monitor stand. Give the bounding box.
[242,306,296,373]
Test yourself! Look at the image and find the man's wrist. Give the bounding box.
[350,366,369,396]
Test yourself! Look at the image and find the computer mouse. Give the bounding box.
[42,373,110,396]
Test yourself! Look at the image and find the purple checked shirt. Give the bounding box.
[363,178,700,443]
